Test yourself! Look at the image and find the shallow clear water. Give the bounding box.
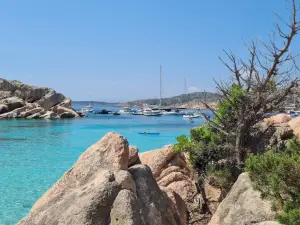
[0,105,206,225]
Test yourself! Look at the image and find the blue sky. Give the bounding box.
[0,0,298,102]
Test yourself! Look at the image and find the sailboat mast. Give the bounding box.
[160,65,162,106]
[294,68,297,108]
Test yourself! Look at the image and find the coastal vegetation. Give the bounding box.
[246,138,300,225]
[175,0,300,223]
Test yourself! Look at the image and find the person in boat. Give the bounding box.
[189,117,193,122]
[143,132,147,134]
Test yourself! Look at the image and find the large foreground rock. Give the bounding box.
[208,173,276,225]
[140,146,197,201]
[140,145,208,224]
[0,78,78,119]
[17,132,183,225]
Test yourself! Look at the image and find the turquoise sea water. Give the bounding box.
[0,105,207,225]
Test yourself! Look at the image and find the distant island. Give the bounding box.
[73,101,119,106]
[119,92,220,109]
[73,92,221,109]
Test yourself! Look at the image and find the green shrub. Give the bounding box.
[174,84,246,190]
[206,163,236,191]
[276,202,300,225]
[245,138,300,225]
[214,84,245,125]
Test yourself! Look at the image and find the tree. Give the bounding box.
[201,0,300,168]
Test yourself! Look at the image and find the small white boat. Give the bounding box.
[143,108,162,116]
[162,111,178,115]
[119,107,135,114]
[183,113,200,118]
[81,103,95,114]
[162,110,186,116]
[132,110,144,115]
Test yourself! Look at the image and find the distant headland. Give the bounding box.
[118,92,220,109]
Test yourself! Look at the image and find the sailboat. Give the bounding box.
[81,102,95,114]
[142,65,163,116]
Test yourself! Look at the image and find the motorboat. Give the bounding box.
[162,111,178,115]
[162,109,186,115]
[132,110,144,115]
[81,103,95,114]
[183,112,200,118]
[95,109,110,114]
[143,108,162,116]
[174,109,187,115]
[119,107,135,114]
[112,112,121,116]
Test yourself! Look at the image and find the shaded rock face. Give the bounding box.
[128,146,139,166]
[17,132,183,225]
[139,146,207,225]
[0,78,78,119]
[0,97,25,111]
[37,92,66,110]
[208,173,276,225]
[129,165,182,225]
[0,104,8,114]
[204,182,222,215]
[249,122,294,154]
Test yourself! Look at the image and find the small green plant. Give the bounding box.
[245,138,300,225]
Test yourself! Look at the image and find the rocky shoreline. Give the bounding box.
[0,78,79,119]
[17,131,284,225]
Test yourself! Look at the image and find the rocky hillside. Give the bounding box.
[17,131,283,225]
[125,92,220,107]
[73,101,118,106]
[168,100,218,110]
[0,78,78,119]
